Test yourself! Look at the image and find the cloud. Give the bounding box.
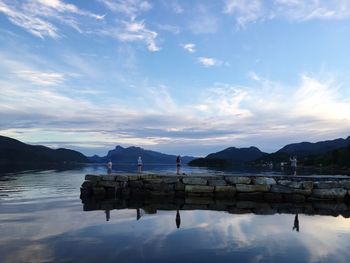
[0,0,104,38]
[171,1,184,14]
[198,57,222,67]
[16,70,66,86]
[224,0,350,27]
[0,1,59,38]
[182,43,196,53]
[98,0,152,19]
[248,71,261,81]
[224,0,263,27]
[114,20,160,52]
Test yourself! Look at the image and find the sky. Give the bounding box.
[1,0,350,157]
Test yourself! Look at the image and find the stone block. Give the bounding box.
[338,180,350,189]
[162,177,179,184]
[115,175,128,182]
[185,185,214,193]
[215,186,236,196]
[208,179,227,186]
[92,187,105,197]
[271,185,311,195]
[312,188,347,199]
[102,175,116,181]
[182,178,208,185]
[128,175,140,181]
[302,181,313,190]
[81,181,93,188]
[236,184,270,193]
[98,181,118,187]
[225,176,251,185]
[175,182,185,191]
[129,180,143,188]
[253,177,276,185]
[314,181,340,189]
[85,174,101,182]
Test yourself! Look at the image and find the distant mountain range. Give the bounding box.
[89,145,195,164]
[189,136,350,168]
[189,146,267,167]
[0,135,89,165]
[1,134,350,169]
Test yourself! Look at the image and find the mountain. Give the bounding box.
[0,135,89,165]
[189,146,267,167]
[257,136,350,164]
[277,136,350,157]
[89,145,196,164]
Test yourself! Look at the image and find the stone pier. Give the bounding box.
[80,173,350,203]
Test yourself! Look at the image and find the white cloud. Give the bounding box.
[16,70,65,86]
[224,0,350,27]
[198,57,222,67]
[98,0,152,19]
[115,20,160,51]
[224,0,263,27]
[0,1,59,38]
[0,0,104,38]
[248,71,261,81]
[182,43,196,53]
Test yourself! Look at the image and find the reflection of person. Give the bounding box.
[105,210,110,221]
[292,213,299,232]
[137,208,141,220]
[290,156,297,176]
[137,156,143,174]
[176,209,181,229]
[176,155,181,175]
[107,159,113,174]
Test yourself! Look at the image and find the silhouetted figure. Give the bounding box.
[293,213,299,232]
[105,210,110,221]
[176,155,181,175]
[137,156,143,174]
[107,159,112,174]
[137,208,142,220]
[290,156,297,176]
[176,209,181,229]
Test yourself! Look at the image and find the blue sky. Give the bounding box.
[1,0,350,156]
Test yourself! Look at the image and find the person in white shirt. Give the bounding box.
[107,160,112,174]
[290,156,297,176]
[137,156,143,173]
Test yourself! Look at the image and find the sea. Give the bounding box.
[1,164,350,263]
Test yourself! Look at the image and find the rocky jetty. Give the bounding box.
[80,174,350,203]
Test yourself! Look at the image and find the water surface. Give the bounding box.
[1,165,350,262]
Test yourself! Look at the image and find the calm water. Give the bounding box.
[1,165,350,263]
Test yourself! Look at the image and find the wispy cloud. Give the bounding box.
[182,43,196,53]
[98,0,152,19]
[112,20,160,52]
[224,0,350,27]
[0,0,103,38]
[198,57,222,67]
[16,70,65,86]
[171,1,184,14]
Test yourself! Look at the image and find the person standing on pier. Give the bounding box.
[137,156,143,173]
[107,159,113,174]
[176,155,181,175]
[290,156,297,176]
